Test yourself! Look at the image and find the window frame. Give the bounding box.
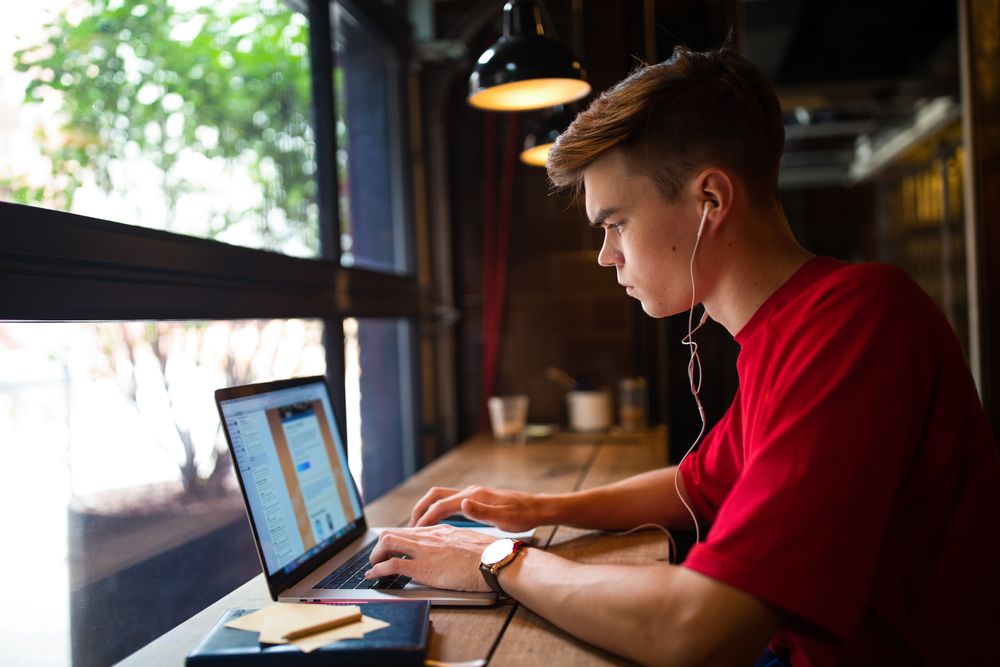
[0,0,424,476]
[329,0,418,276]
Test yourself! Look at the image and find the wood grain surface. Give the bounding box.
[490,434,670,667]
[118,428,668,666]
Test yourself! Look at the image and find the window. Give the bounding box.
[0,319,325,666]
[344,317,418,501]
[3,0,319,257]
[333,3,411,273]
[0,1,421,665]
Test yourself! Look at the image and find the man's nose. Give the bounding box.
[597,232,622,267]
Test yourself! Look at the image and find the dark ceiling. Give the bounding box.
[427,0,962,188]
[724,0,958,187]
[756,0,957,86]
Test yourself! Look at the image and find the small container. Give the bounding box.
[618,377,648,430]
[487,395,530,443]
[567,390,612,432]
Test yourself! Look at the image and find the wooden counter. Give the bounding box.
[119,428,668,666]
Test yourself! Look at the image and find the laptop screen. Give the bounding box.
[218,379,364,576]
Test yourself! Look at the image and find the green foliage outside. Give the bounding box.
[6,0,325,496]
[9,0,319,254]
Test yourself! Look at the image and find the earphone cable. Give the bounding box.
[675,202,712,545]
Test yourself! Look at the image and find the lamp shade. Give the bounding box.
[468,1,590,111]
[520,105,574,166]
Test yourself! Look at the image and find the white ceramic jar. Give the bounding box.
[566,390,612,432]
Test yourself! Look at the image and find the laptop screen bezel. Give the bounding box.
[215,375,368,600]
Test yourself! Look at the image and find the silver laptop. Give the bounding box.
[216,376,532,605]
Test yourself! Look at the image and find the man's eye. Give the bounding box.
[608,222,624,233]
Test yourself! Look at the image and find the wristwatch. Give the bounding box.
[479,537,527,598]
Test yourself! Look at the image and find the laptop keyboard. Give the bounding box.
[315,539,412,591]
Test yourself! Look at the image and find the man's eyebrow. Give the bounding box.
[589,207,619,229]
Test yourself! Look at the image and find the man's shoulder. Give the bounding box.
[756,258,943,357]
[786,259,927,320]
[810,258,914,295]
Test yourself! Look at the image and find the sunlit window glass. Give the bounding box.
[1,0,319,257]
[343,317,416,501]
[0,319,325,666]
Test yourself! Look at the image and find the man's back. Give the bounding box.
[681,257,1000,666]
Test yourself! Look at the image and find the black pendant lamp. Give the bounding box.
[520,105,574,166]
[468,0,591,112]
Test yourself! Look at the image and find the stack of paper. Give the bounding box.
[225,604,390,653]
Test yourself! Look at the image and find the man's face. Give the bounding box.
[584,151,699,318]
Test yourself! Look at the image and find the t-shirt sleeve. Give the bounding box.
[682,267,934,640]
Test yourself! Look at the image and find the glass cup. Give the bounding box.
[487,395,529,443]
[618,377,648,430]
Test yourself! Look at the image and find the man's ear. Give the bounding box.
[692,168,734,235]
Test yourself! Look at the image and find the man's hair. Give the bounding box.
[547,41,785,208]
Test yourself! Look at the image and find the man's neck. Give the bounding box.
[701,210,814,337]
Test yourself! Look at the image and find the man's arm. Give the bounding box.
[553,465,702,531]
[503,548,781,667]
[410,465,703,532]
[365,525,780,666]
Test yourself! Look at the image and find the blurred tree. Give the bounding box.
[7,0,325,496]
[95,320,324,497]
[10,0,318,253]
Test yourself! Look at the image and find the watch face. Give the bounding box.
[481,538,515,566]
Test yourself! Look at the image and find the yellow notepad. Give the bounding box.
[223,603,391,653]
[226,603,361,643]
[261,604,362,643]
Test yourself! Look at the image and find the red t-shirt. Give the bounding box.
[680,257,1000,666]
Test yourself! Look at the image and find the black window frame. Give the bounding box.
[0,0,424,480]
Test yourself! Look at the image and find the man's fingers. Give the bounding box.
[370,532,420,564]
[415,486,503,527]
[364,556,415,581]
[410,486,509,527]
[460,498,500,524]
[415,496,466,527]
[408,488,447,527]
[462,498,534,532]
[409,487,457,527]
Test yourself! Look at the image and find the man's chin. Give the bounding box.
[638,299,685,319]
[638,300,668,318]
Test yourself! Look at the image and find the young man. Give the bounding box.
[365,43,1000,666]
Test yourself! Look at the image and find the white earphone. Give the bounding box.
[675,199,715,544]
[697,199,712,238]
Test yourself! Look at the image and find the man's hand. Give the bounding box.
[409,485,549,530]
[364,525,497,591]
